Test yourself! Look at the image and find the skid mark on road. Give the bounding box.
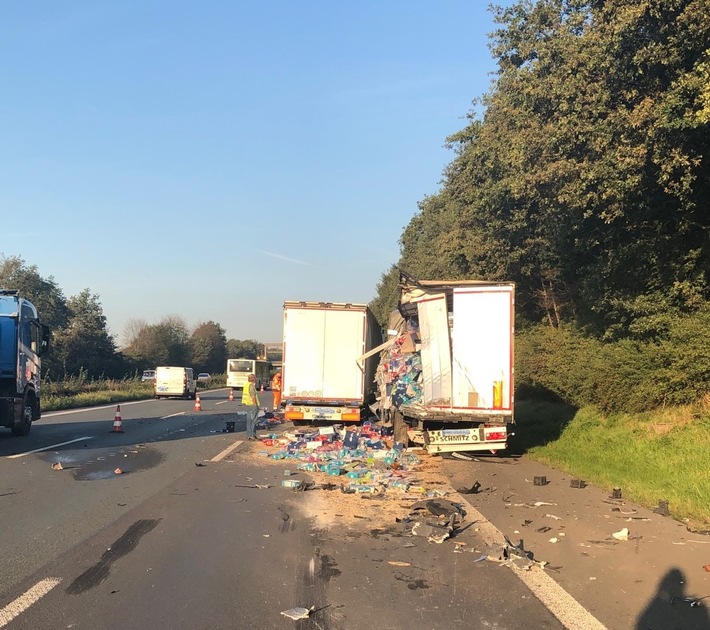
[66,519,161,594]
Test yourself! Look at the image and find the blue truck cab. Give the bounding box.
[0,290,50,435]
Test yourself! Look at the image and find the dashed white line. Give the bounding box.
[160,412,186,419]
[6,437,94,459]
[0,578,62,627]
[43,399,150,417]
[211,440,244,462]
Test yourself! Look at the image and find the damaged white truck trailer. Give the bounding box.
[375,275,515,454]
[282,301,382,426]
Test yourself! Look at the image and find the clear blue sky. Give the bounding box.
[1,1,506,346]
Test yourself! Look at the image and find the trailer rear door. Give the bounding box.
[451,285,514,414]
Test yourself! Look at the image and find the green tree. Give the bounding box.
[52,290,126,379]
[123,316,190,368]
[226,339,261,359]
[0,254,69,334]
[190,321,227,373]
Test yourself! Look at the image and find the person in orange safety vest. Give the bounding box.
[271,371,282,411]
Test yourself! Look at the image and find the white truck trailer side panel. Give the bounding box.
[452,286,514,411]
[283,305,366,402]
[414,293,452,405]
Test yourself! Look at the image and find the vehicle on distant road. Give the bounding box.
[154,366,197,399]
[141,369,156,382]
[226,359,271,390]
[197,373,211,382]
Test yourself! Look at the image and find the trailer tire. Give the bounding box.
[11,394,34,436]
[391,408,409,446]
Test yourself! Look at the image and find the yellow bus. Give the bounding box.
[226,359,272,390]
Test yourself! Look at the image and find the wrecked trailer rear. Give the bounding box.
[374,275,515,454]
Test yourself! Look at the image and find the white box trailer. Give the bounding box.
[377,276,515,453]
[282,301,382,425]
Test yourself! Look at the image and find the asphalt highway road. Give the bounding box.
[0,392,567,629]
[0,389,247,597]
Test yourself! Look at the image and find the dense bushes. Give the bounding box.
[516,308,710,413]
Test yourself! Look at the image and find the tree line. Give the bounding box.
[0,255,266,380]
[369,0,710,412]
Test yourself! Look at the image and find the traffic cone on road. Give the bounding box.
[228,389,234,402]
[194,394,202,412]
[112,405,124,433]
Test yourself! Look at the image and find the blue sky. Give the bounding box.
[1,1,506,346]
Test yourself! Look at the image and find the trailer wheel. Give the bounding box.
[11,395,34,436]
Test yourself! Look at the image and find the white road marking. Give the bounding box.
[0,578,62,627]
[457,497,607,630]
[160,412,186,419]
[43,400,150,417]
[6,437,94,459]
[211,440,244,462]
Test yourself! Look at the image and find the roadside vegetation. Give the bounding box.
[42,373,227,411]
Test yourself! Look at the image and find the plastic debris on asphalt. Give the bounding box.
[612,527,630,541]
[280,606,314,620]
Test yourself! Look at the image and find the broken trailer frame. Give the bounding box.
[372,273,515,454]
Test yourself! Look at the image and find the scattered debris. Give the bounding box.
[388,561,411,567]
[549,537,559,544]
[457,481,482,494]
[411,518,455,544]
[611,507,638,515]
[280,606,315,620]
[545,514,562,521]
[653,500,671,517]
[50,462,64,471]
[612,527,630,541]
[195,462,207,467]
[537,526,552,533]
[533,476,547,486]
[503,537,534,562]
[114,468,124,475]
[570,479,586,489]
[703,565,710,573]
[671,596,707,608]
[234,483,271,489]
[450,452,478,461]
[611,488,622,500]
[411,498,466,520]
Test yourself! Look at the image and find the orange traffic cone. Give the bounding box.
[228,389,234,402]
[112,405,124,433]
[194,394,202,412]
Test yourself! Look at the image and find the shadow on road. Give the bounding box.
[635,568,710,630]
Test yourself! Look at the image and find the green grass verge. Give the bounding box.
[42,376,227,412]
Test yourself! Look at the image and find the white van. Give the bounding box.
[154,366,197,400]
